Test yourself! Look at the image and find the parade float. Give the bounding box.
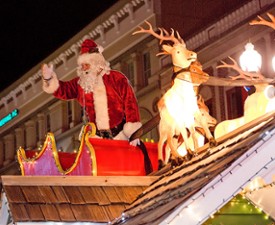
[1,12,275,225]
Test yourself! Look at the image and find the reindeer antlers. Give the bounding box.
[133,20,184,45]
[249,12,275,30]
[217,56,265,81]
[215,13,275,81]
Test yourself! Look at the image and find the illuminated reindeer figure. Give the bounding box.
[215,13,275,139]
[133,21,216,168]
[158,84,217,167]
[214,57,275,138]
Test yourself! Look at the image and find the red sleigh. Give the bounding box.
[17,123,159,176]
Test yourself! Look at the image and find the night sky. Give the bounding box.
[0,0,118,92]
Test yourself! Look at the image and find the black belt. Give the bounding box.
[96,118,125,139]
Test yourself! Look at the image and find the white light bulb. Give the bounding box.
[239,42,262,72]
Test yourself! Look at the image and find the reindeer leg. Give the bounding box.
[167,133,183,167]
[199,116,217,148]
[189,126,199,157]
[157,136,166,170]
[195,110,217,148]
[179,127,195,162]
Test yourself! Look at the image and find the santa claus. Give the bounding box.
[41,39,141,145]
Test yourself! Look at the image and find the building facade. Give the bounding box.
[0,0,275,175]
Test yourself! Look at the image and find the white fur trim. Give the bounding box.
[123,122,142,138]
[42,72,59,94]
[97,45,104,54]
[77,53,103,65]
[93,75,109,130]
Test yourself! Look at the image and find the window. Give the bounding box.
[143,51,151,81]
[126,61,135,86]
[226,87,244,119]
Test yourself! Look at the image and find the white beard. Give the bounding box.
[77,55,110,93]
[77,68,100,93]
[77,66,110,130]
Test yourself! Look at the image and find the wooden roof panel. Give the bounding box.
[51,186,70,203]
[88,186,111,205]
[37,186,59,203]
[25,204,45,221]
[116,186,145,203]
[104,204,128,221]
[4,186,26,203]
[21,186,45,203]
[40,204,60,221]
[75,186,98,204]
[55,204,76,221]
[8,204,29,222]
[1,176,156,223]
[62,186,86,204]
[102,186,122,203]
[71,204,109,222]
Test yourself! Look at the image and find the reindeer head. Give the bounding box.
[189,60,209,84]
[133,21,197,69]
[162,43,197,69]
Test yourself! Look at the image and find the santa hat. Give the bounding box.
[77,39,107,67]
[80,39,103,54]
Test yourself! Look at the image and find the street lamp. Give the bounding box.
[239,42,275,73]
[239,42,262,72]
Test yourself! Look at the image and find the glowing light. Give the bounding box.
[177,144,187,156]
[264,214,269,220]
[239,42,262,72]
[185,205,201,222]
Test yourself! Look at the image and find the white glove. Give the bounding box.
[42,64,54,80]
[41,64,59,94]
[130,138,140,146]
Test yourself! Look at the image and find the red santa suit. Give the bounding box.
[53,70,141,139]
[42,39,142,140]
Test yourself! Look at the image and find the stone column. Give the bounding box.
[48,101,69,135]
[37,113,47,145]
[24,120,36,150]
[3,133,15,165]
[0,140,4,167]
[15,127,24,150]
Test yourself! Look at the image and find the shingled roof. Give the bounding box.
[1,176,157,223]
[1,112,275,224]
[111,111,275,225]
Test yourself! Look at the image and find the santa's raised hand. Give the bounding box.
[41,64,59,94]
